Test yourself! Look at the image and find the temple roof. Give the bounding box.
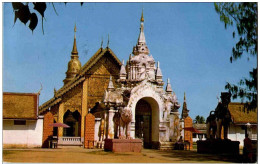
[79,47,121,76]
[3,92,39,120]
[39,47,121,113]
[228,102,257,124]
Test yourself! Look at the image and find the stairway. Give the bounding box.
[159,142,175,150]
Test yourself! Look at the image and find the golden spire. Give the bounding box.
[184,92,186,101]
[140,8,144,22]
[74,23,76,38]
[72,23,78,54]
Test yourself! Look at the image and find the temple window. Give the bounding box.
[14,120,26,125]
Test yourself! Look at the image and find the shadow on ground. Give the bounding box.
[3,148,246,163]
[142,149,243,163]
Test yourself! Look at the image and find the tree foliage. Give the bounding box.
[225,68,257,111]
[214,2,257,62]
[214,2,257,111]
[12,2,84,34]
[194,115,205,124]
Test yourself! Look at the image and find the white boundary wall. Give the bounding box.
[228,124,257,148]
[3,118,43,148]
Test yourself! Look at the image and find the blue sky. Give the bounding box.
[3,3,257,119]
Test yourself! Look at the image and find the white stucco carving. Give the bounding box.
[127,80,164,121]
[95,12,182,149]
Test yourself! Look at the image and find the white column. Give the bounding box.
[95,118,101,142]
[107,107,115,139]
[130,121,135,139]
[104,111,108,139]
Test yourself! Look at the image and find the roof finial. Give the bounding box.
[184,92,186,102]
[74,23,76,38]
[101,36,103,49]
[37,83,43,95]
[107,34,110,48]
[141,8,144,22]
[217,94,220,103]
[72,23,78,54]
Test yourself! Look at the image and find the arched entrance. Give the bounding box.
[135,97,159,148]
[63,110,81,137]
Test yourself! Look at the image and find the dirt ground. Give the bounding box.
[3,147,243,163]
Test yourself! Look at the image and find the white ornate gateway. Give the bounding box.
[92,11,181,149]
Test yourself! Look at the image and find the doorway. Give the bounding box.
[135,99,152,148]
[63,110,81,137]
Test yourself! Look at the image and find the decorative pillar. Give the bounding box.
[130,121,135,139]
[95,118,101,141]
[84,113,95,148]
[107,107,115,139]
[184,116,193,150]
[169,111,180,142]
[131,65,134,80]
[58,102,64,137]
[81,79,88,139]
[134,65,136,79]
[180,119,184,138]
[104,111,108,139]
[169,114,175,141]
[42,112,54,148]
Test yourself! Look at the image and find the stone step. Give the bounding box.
[58,145,83,149]
[159,142,175,150]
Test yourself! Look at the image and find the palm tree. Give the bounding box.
[195,115,205,124]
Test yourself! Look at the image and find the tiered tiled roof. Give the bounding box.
[193,123,207,134]
[3,92,38,119]
[228,102,257,124]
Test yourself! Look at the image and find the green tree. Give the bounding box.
[194,115,205,124]
[214,2,257,111]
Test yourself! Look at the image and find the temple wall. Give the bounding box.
[51,104,59,122]
[63,84,83,114]
[228,124,257,148]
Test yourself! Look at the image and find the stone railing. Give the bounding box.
[58,137,82,146]
[251,134,257,140]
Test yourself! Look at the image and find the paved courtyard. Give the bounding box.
[3,147,244,163]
